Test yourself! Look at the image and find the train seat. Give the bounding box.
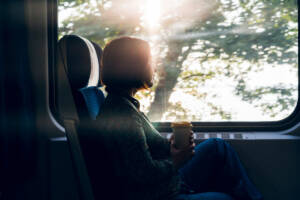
[56,34,106,200]
[57,34,106,122]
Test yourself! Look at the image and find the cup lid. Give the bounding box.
[171,121,193,128]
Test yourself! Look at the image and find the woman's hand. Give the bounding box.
[169,131,195,170]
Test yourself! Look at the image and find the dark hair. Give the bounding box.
[100,36,153,92]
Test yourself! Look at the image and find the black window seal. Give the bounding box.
[47,0,300,133]
[48,0,60,125]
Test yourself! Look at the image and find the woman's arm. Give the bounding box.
[140,112,171,159]
[145,130,171,159]
[113,115,177,185]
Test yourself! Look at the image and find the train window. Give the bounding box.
[56,0,298,125]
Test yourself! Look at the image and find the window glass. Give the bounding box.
[58,0,298,122]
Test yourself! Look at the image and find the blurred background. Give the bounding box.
[58,0,298,122]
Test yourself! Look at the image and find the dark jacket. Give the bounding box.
[80,92,181,200]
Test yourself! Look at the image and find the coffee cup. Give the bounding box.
[171,121,193,149]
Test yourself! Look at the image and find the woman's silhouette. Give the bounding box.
[85,36,263,200]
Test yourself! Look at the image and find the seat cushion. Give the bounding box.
[79,86,106,120]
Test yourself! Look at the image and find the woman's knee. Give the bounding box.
[212,138,228,145]
[196,138,227,151]
[195,138,229,160]
[185,192,234,200]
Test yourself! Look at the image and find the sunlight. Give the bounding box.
[145,0,161,29]
[58,0,298,122]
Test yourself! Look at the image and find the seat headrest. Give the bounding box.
[59,35,102,89]
[56,35,106,122]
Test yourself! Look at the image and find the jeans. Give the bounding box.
[175,192,234,200]
[175,138,263,200]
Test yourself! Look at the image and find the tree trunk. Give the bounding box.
[147,42,192,121]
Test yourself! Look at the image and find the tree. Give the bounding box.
[58,0,298,121]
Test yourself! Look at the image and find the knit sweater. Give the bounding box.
[84,92,181,200]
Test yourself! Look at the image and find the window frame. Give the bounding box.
[48,0,60,125]
[48,0,300,133]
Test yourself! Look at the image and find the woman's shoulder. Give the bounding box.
[101,94,138,115]
[96,94,142,129]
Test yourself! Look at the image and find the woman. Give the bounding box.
[86,36,263,200]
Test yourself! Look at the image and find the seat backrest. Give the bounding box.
[56,35,121,200]
[56,35,105,123]
[56,35,106,200]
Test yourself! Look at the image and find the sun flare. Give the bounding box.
[145,0,161,29]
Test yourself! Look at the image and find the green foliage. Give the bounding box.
[58,0,298,121]
[235,79,297,117]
